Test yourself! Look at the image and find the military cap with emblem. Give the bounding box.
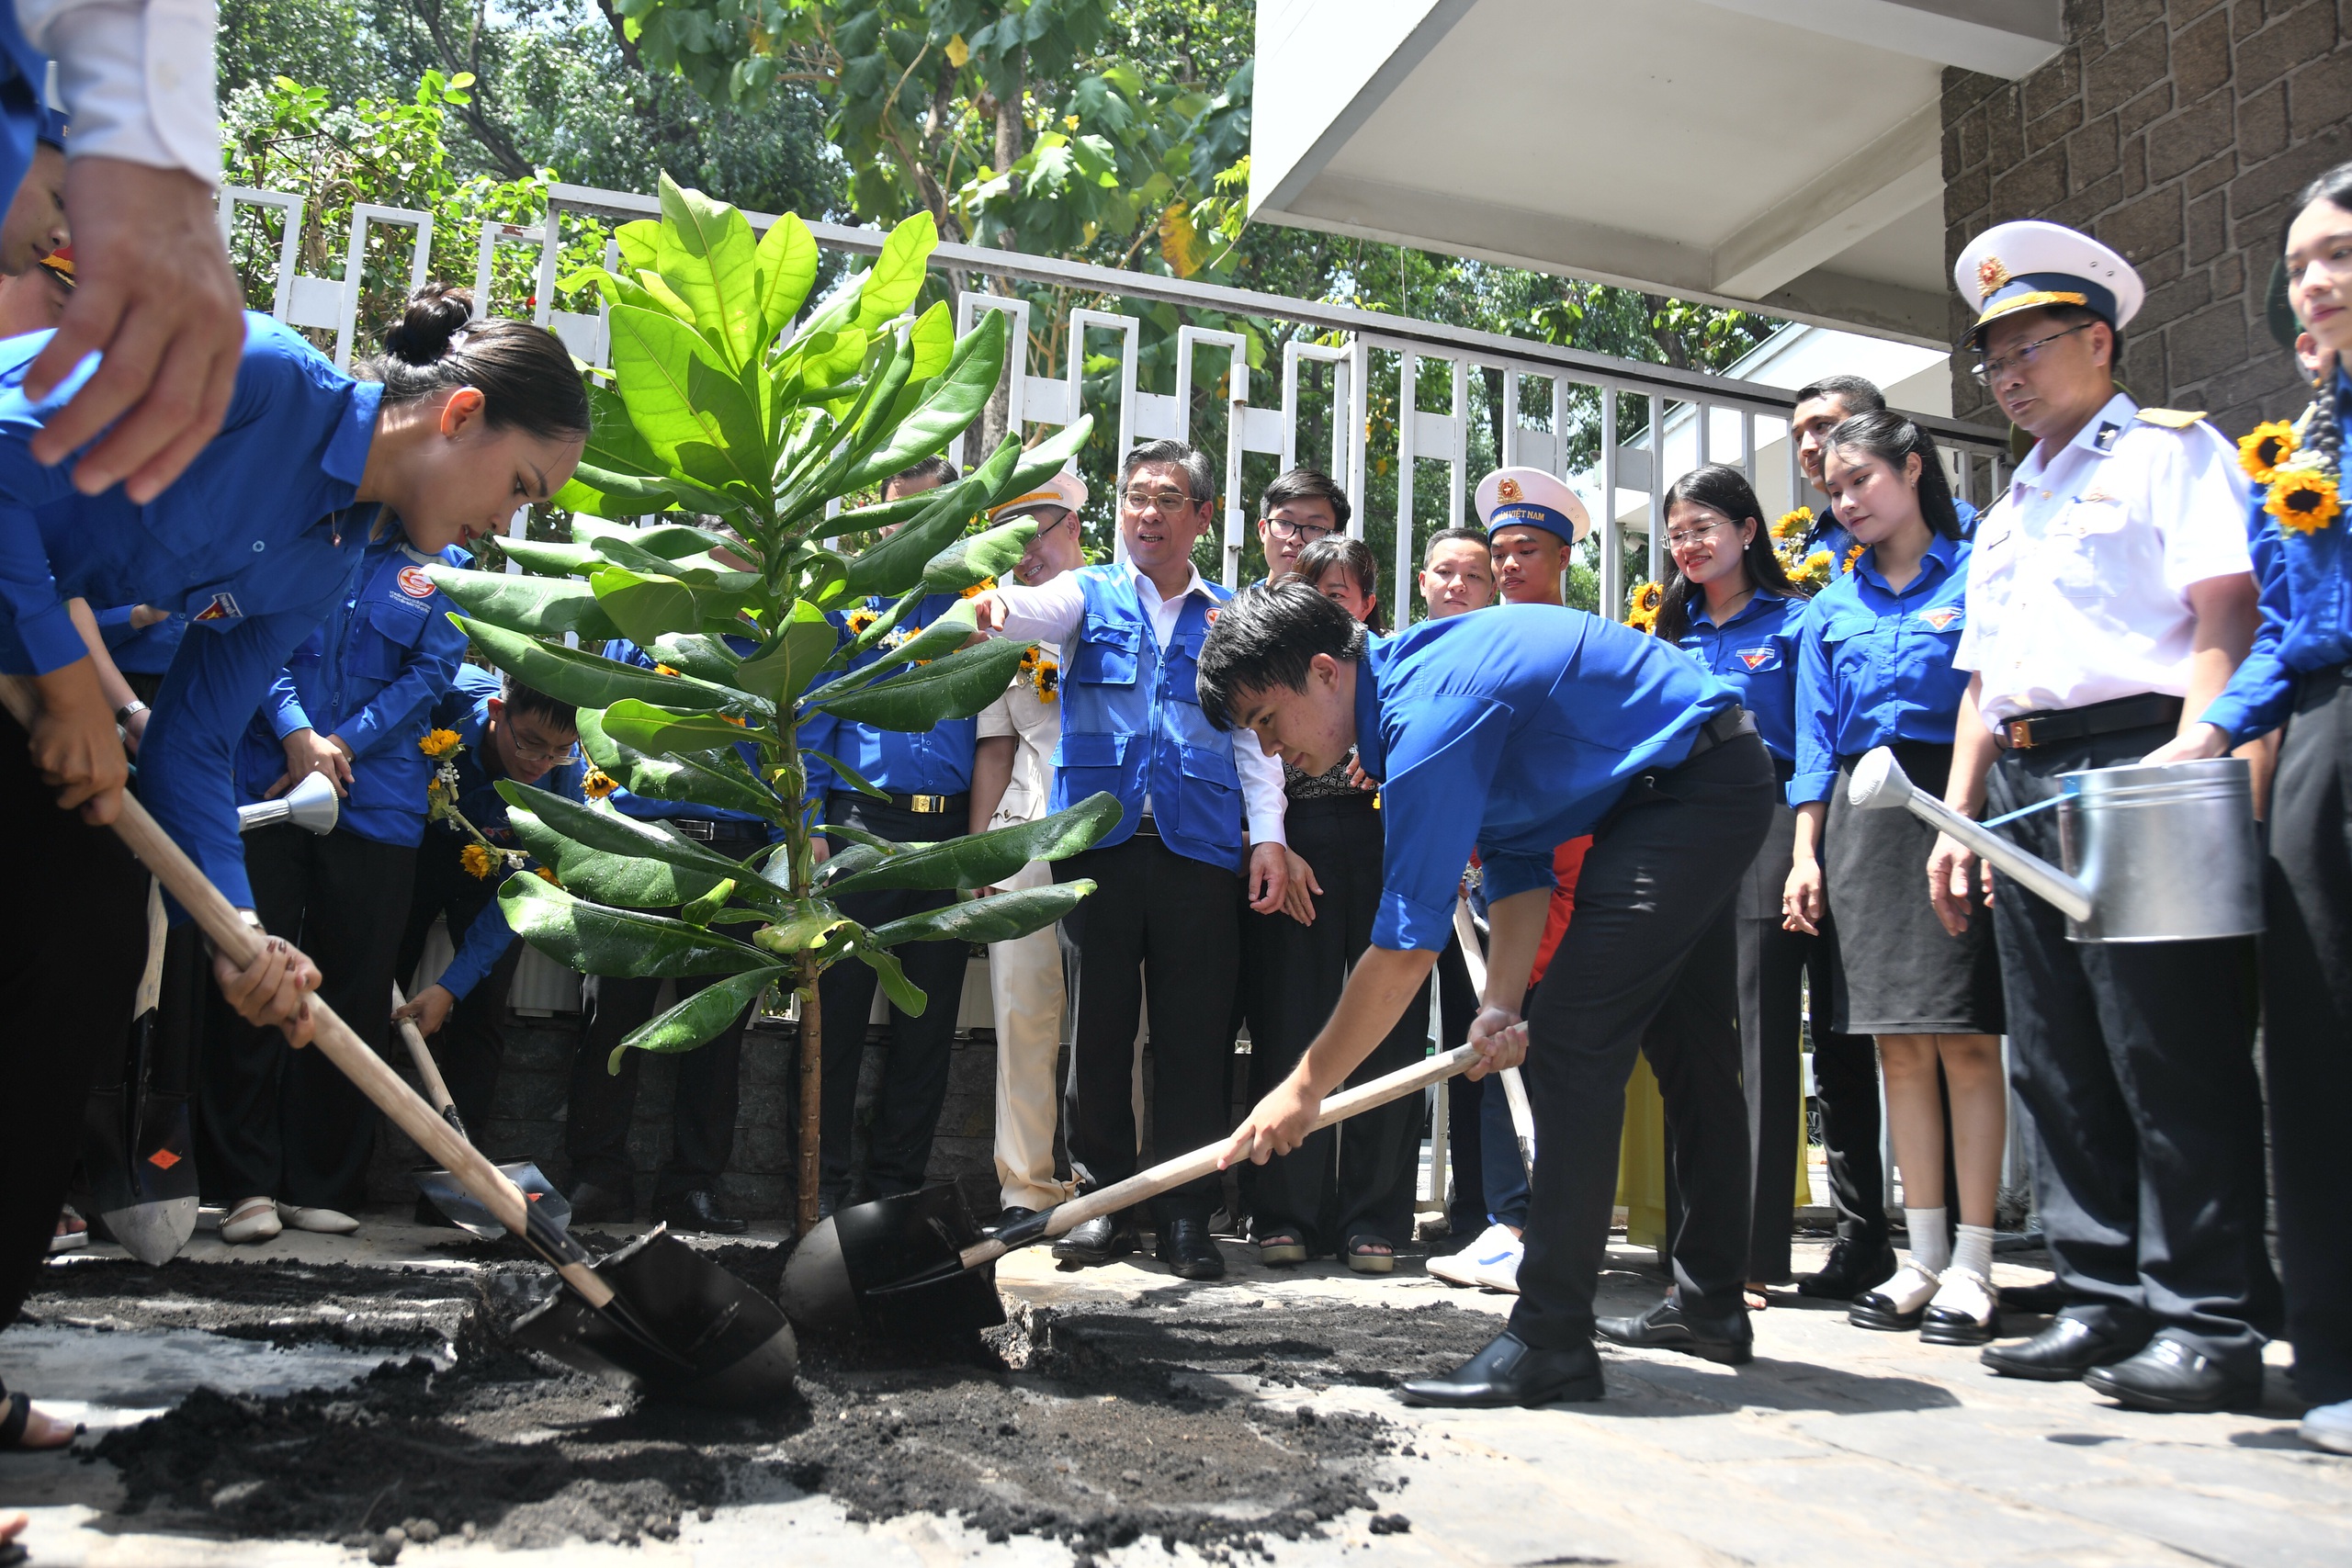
[986,468,1087,523]
[1953,219,2144,347]
[1475,465,1591,545]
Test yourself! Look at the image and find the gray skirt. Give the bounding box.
[1822,741,2005,1035]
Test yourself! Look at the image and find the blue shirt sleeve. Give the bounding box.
[266,668,311,739]
[335,592,469,760]
[1371,694,1513,952]
[1789,597,1839,806]
[435,898,513,1001]
[2199,506,2295,744]
[0,355,108,674]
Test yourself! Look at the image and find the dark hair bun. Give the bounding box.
[385,284,475,366]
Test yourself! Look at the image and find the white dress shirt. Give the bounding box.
[993,559,1287,847]
[21,0,220,185]
[1954,391,2255,727]
[975,639,1059,829]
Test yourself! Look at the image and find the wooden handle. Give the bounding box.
[0,676,612,1310]
[390,982,458,1117]
[959,1043,1480,1269]
[1449,896,1536,1158]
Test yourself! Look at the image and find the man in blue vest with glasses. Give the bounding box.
[972,439,1291,1280]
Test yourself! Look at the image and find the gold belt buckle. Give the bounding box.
[910,794,946,813]
[2007,719,2037,750]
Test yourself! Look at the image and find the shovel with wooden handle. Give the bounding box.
[390,982,571,1241]
[782,1043,1485,1337]
[1,676,798,1406]
[1452,896,1536,1180]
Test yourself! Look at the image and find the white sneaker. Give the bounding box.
[273,1202,359,1235]
[2301,1397,2352,1455]
[1472,1235,1523,1294]
[1427,1223,1518,1289]
[220,1197,281,1245]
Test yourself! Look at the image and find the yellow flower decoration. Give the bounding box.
[959,575,997,599]
[653,663,683,677]
[459,842,497,881]
[1772,506,1814,541]
[845,609,879,635]
[1844,543,1868,575]
[1624,581,1664,636]
[582,767,619,800]
[2239,421,2298,486]
[419,728,462,759]
[535,866,562,886]
[2267,468,2343,535]
[1029,652,1060,703]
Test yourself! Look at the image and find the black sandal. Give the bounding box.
[0,1390,81,1452]
[1346,1235,1396,1275]
[1257,1231,1308,1266]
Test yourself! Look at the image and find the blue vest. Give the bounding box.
[0,13,45,240]
[1050,565,1245,872]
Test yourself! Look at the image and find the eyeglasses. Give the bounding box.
[1665,520,1734,550]
[509,732,578,766]
[1265,513,1335,543]
[1120,487,1197,513]
[1971,321,2096,385]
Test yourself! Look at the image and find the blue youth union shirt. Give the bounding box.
[0,313,384,909]
[797,592,979,801]
[1789,530,1973,806]
[1353,604,1737,952]
[1676,589,1806,764]
[599,637,771,824]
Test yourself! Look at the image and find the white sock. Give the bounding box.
[1951,1224,1996,1280]
[1905,1207,1951,1275]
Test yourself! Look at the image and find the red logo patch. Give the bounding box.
[192,592,241,623]
[398,566,438,599]
[1205,607,1220,625]
[1918,606,1961,631]
[1739,649,1772,670]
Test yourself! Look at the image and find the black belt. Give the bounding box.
[834,789,971,816]
[664,816,769,842]
[2001,693,2182,750]
[1682,706,1757,761]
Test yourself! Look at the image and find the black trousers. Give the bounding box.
[199,824,415,1212]
[393,834,523,1136]
[1056,829,1241,1228]
[2259,666,2352,1404]
[814,795,971,1203]
[1436,928,1487,1232]
[567,817,763,1201]
[0,723,147,1330]
[1510,732,1775,1348]
[1240,798,1426,1252]
[1987,724,2279,1370]
[1736,804,1805,1282]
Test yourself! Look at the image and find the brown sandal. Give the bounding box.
[1347,1236,1396,1275]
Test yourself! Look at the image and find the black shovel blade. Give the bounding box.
[779,1184,1003,1338]
[79,1084,137,1222]
[508,1224,797,1407]
[413,1160,572,1242]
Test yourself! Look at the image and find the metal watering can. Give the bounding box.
[1846,746,2263,943]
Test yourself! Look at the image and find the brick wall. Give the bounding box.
[1941,0,2352,434]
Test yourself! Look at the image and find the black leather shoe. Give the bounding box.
[2082,1335,2261,1413]
[1981,1316,2146,1381]
[1398,1331,1603,1407]
[1796,1238,1898,1301]
[1156,1217,1227,1280]
[1052,1214,1138,1266]
[651,1189,747,1235]
[1597,1295,1754,1365]
[566,1180,630,1224]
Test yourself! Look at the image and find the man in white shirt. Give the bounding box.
[1928,220,2278,1413]
[971,440,1287,1280]
[967,470,1087,1231]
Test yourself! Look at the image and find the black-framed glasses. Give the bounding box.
[1265,513,1335,543]
[1972,321,2095,385]
[1120,486,1196,513]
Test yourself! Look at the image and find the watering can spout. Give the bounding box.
[235,771,342,837]
[1846,746,2097,925]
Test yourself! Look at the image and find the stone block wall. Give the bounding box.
[1941,0,2352,434]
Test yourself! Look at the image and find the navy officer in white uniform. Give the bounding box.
[1928,220,2279,1411]
[1203,580,1774,1405]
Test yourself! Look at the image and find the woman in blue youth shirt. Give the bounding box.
[1782,411,2007,1348]
[1653,463,1814,1297]
[0,289,586,1440]
[2155,164,2352,1455]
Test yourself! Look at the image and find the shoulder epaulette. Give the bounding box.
[2134,407,2209,429]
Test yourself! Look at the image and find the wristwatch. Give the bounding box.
[115,699,148,728]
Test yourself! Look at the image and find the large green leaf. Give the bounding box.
[646,632,742,683]
[589,567,701,645]
[608,304,772,501]
[600,698,762,759]
[837,310,1006,496]
[656,174,761,370]
[855,942,925,1013]
[585,528,759,592]
[856,596,978,675]
[554,462,684,520]
[805,636,1028,731]
[857,209,937,328]
[867,881,1095,947]
[615,219,659,275]
[922,517,1035,595]
[753,211,820,345]
[425,566,620,643]
[576,517,732,560]
[455,617,752,715]
[498,873,774,979]
[906,299,954,381]
[735,599,838,706]
[500,540,598,578]
[496,780,786,911]
[804,747,887,801]
[752,899,854,958]
[577,708,778,819]
[509,804,727,909]
[609,964,786,1072]
[837,436,1017,600]
[824,791,1124,896]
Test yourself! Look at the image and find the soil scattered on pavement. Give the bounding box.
[30,1247,1499,1561]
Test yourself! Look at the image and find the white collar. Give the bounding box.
[2017,390,2138,485]
[1124,557,1209,604]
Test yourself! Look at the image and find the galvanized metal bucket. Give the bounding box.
[2057,757,2263,943]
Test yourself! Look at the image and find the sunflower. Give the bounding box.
[2267,468,2343,535]
[1772,506,1814,541]
[845,609,879,635]
[653,662,683,677]
[1844,543,1868,575]
[582,767,619,800]
[2239,421,2299,486]
[459,842,497,880]
[959,575,997,599]
[419,728,462,759]
[1029,652,1060,702]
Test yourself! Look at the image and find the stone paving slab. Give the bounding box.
[3,1224,2343,1566]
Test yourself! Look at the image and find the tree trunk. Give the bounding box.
[974,55,1026,460]
[796,962,822,1236]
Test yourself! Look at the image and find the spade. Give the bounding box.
[391,981,571,1241]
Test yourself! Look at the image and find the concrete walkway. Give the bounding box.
[3,1222,2343,1566]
